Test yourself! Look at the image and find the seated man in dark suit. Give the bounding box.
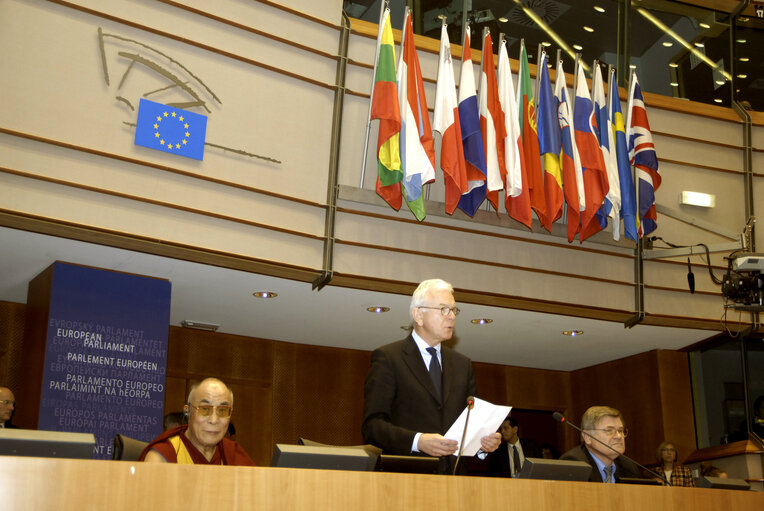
[487,416,541,477]
[560,406,640,483]
[362,279,501,474]
[0,386,18,429]
[140,378,254,465]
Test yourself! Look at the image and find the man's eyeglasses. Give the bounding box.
[188,403,232,418]
[418,306,461,316]
[590,427,628,438]
[0,400,14,406]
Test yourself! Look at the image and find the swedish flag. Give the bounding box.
[134,99,207,160]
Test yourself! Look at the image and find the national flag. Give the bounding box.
[626,73,661,237]
[536,52,563,232]
[456,27,488,217]
[479,30,507,214]
[433,24,468,215]
[609,69,638,242]
[517,42,546,226]
[498,39,531,229]
[592,64,621,239]
[554,60,583,242]
[135,98,207,160]
[371,8,403,211]
[397,10,436,221]
[574,62,609,241]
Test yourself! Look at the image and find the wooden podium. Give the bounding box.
[0,457,761,510]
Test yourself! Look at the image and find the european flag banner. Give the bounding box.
[134,99,207,160]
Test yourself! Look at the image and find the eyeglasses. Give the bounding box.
[188,403,232,418]
[590,427,628,438]
[418,306,461,316]
[0,400,14,406]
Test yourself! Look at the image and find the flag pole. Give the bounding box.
[571,53,579,119]
[359,0,390,188]
[535,43,544,107]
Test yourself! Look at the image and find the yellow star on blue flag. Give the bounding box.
[134,99,207,160]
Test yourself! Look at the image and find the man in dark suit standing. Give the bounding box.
[0,386,18,429]
[487,416,542,477]
[362,279,500,474]
[560,406,641,482]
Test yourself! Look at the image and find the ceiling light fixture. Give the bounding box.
[694,42,704,47]
[583,26,594,33]
[669,62,679,68]
[670,82,679,87]
[737,74,747,79]
[253,291,277,298]
[714,98,723,103]
[573,44,583,51]
[736,39,746,43]
[715,79,725,85]
[636,7,730,81]
[541,41,552,47]
[662,41,673,47]
[739,57,749,62]
[498,17,508,23]
[699,22,711,29]
[180,320,220,332]
[470,318,493,325]
[367,306,390,314]
[562,330,583,337]
[593,6,606,13]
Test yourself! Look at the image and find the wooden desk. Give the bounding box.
[0,457,761,510]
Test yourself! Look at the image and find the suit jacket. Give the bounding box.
[362,336,476,471]
[487,438,542,477]
[1,422,18,429]
[560,444,641,482]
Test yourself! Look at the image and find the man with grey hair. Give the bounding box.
[560,406,640,482]
[140,377,254,465]
[362,278,500,474]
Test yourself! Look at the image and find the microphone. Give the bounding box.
[452,396,475,475]
[687,258,695,294]
[552,412,671,486]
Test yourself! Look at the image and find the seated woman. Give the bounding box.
[654,441,694,487]
[140,377,254,466]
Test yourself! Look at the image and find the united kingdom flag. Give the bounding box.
[626,74,661,237]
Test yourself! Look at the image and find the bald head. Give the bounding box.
[187,378,233,406]
[0,386,15,424]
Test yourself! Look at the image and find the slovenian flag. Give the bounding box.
[456,26,487,217]
[134,99,207,160]
[397,10,436,221]
[371,8,403,211]
[574,62,609,241]
[626,73,661,237]
[433,24,468,215]
[554,60,584,243]
[610,69,638,242]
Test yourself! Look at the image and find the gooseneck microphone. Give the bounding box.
[452,396,475,475]
[552,412,671,486]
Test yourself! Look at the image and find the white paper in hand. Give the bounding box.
[444,397,511,456]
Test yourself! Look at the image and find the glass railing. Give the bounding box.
[345,0,762,111]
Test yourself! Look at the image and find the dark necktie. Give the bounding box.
[604,465,613,483]
[512,444,521,476]
[426,347,442,398]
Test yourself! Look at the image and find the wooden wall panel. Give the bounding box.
[1,300,697,468]
[656,350,697,463]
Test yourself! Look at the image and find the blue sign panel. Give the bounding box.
[38,262,171,459]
